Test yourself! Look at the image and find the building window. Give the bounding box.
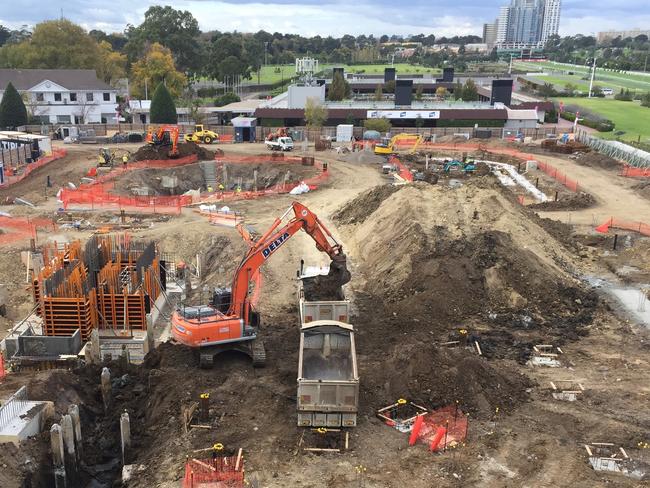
[57,115,71,124]
[36,93,44,102]
[54,93,62,102]
[70,92,77,102]
[103,92,110,101]
[86,92,94,102]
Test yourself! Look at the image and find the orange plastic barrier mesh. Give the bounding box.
[620,165,650,178]
[182,456,244,488]
[535,160,580,192]
[415,405,468,452]
[407,143,581,192]
[0,216,56,245]
[595,218,650,237]
[219,135,234,143]
[60,185,191,215]
[0,149,67,188]
[389,156,414,182]
[0,354,5,380]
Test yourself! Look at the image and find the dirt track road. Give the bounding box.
[534,152,650,226]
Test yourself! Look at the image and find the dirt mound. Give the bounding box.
[343,181,597,362]
[528,191,596,210]
[632,180,650,201]
[132,142,215,161]
[573,152,622,170]
[333,184,402,224]
[365,344,532,417]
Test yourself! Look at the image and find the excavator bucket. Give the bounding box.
[301,254,351,301]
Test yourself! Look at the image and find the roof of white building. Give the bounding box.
[0,69,114,91]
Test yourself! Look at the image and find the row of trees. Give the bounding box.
[1,6,485,94]
[544,34,650,71]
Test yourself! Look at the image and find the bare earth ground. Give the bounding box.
[0,140,649,487]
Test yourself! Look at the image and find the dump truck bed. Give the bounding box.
[297,320,359,427]
[298,268,350,325]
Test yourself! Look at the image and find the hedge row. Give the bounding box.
[560,111,615,132]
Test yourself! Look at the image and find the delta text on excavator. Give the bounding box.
[171,202,351,367]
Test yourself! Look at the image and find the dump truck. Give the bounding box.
[296,264,357,427]
[297,320,359,427]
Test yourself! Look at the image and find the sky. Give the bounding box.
[1,0,649,38]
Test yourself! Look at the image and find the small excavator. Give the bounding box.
[145,125,180,157]
[171,202,351,367]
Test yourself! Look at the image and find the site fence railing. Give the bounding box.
[0,149,67,188]
[406,142,581,193]
[0,216,57,245]
[620,165,650,178]
[595,218,650,237]
[0,386,28,430]
[182,456,245,488]
[60,185,191,215]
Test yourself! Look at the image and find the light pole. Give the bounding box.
[264,42,269,66]
[645,54,648,72]
[588,57,597,98]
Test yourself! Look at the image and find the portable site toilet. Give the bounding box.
[231,117,257,143]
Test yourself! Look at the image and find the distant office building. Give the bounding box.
[492,0,561,48]
[483,21,499,48]
[540,0,561,44]
[597,29,650,43]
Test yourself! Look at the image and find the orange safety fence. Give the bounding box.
[87,154,199,185]
[59,185,191,215]
[0,216,56,245]
[411,405,468,452]
[182,456,244,488]
[404,142,582,192]
[0,149,67,188]
[595,218,650,237]
[219,135,234,143]
[389,156,414,182]
[620,165,650,178]
[0,353,5,380]
[535,160,580,192]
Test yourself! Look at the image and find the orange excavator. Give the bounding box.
[171,202,351,367]
[145,125,180,157]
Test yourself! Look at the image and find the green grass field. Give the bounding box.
[516,60,650,93]
[555,97,650,141]
[253,63,438,84]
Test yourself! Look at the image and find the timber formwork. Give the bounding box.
[32,235,164,341]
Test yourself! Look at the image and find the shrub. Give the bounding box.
[363,118,392,133]
[0,82,28,128]
[214,92,240,107]
[150,83,177,124]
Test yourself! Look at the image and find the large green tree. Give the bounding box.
[461,79,479,101]
[206,34,252,82]
[0,20,99,69]
[0,82,28,128]
[327,70,350,101]
[150,82,177,124]
[125,6,202,73]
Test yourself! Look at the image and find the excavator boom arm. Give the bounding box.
[229,202,346,319]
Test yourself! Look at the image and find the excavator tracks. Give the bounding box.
[252,339,266,368]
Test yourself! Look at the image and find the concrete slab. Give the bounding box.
[0,400,53,446]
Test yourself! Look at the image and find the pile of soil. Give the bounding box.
[132,142,215,161]
[528,191,596,210]
[573,152,622,170]
[340,181,598,374]
[333,184,401,225]
[632,180,650,201]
